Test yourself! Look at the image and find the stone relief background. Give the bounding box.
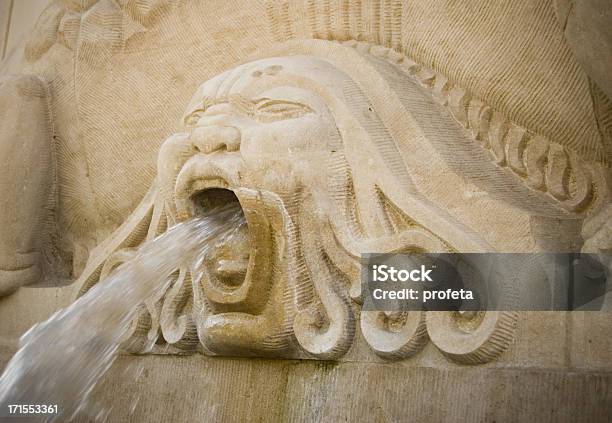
[0,1,611,421]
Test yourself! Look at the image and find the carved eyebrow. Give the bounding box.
[183,95,314,126]
[252,98,314,122]
[182,97,228,126]
[183,108,205,126]
[202,96,228,110]
[224,94,314,120]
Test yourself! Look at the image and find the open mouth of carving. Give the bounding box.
[191,187,242,217]
[174,162,277,311]
[190,188,251,288]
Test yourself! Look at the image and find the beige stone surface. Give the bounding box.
[65,37,610,366]
[0,285,75,360]
[0,0,12,60]
[0,74,62,297]
[63,354,609,423]
[3,0,50,56]
[554,0,612,101]
[0,0,604,258]
[0,0,611,421]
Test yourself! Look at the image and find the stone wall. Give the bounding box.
[0,0,50,61]
[0,1,611,421]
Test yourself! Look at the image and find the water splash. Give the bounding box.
[0,205,245,422]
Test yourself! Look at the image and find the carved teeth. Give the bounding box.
[504,124,528,176]
[488,111,509,165]
[476,106,492,148]
[386,49,403,64]
[546,144,570,201]
[415,68,436,87]
[523,136,549,190]
[448,87,471,127]
[467,99,484,137]
[432,76,450,103]
[398,58,420,75]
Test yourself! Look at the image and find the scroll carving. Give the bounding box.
[426,311,518,364]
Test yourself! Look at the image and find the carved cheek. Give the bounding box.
[241,119,314,158]
[281,116,329,153]
[236,129,265,163]
[157,132,193,201]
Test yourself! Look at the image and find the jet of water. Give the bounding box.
[0,205,245,422]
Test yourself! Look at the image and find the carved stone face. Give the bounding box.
[79,46,535,362]
[156,57,343,354]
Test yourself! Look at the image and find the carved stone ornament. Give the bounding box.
[1,0,610,370]
[70,39,610,364]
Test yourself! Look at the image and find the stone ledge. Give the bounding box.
[69,354,611,422]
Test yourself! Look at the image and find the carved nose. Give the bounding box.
[191,126,241,153]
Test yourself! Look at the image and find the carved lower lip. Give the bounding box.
[190,187,251,291]
[172,156,278,306]
[174,158,252,290]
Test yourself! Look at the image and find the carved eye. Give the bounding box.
[184,109,205,126]
[254,99,313,121]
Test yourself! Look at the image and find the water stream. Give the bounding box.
[0,205,245,422]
